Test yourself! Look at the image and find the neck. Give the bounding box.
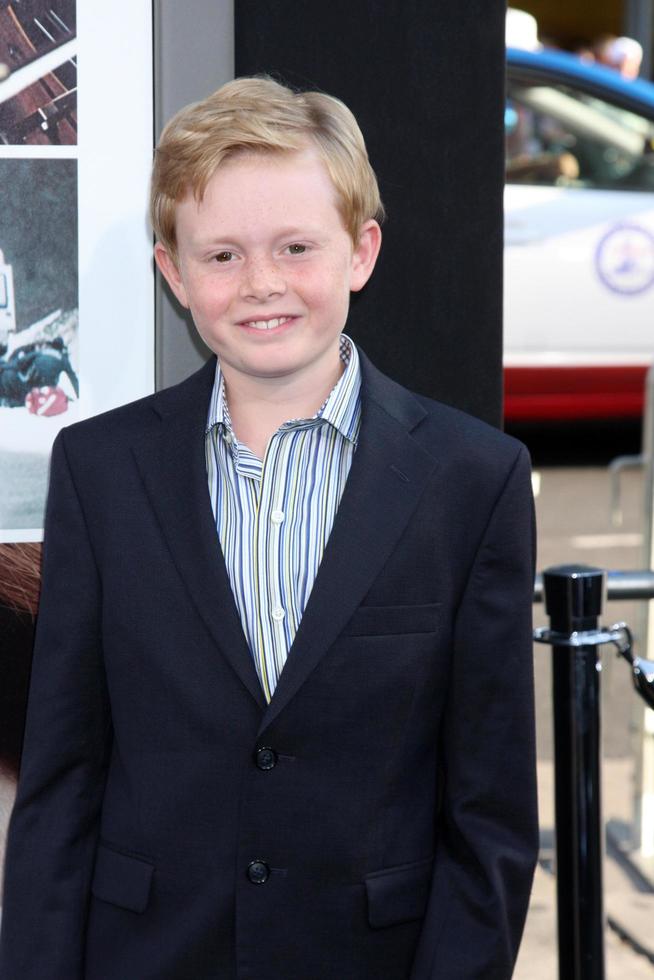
[222,355,344,460]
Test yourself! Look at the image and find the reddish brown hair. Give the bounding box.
[0,544,41,617]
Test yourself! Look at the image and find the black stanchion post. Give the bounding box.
[543,565,605,980]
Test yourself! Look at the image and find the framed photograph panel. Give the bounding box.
[0,1,154,542]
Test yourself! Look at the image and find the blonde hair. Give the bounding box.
[150,76,384,263]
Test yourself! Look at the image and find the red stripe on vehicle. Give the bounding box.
[503,365,648,422]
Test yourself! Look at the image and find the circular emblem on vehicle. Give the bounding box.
[595,223,654,296]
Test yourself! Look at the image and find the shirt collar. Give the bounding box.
[205,334,361,446]
[319,334,361,444]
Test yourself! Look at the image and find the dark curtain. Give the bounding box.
[235,0,506,426]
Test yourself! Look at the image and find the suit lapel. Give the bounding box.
[130,353,440,724]
[258,353,439,734]
[131,359,266,710]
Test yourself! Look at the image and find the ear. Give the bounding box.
[154,242,190,309]
[349,219,382,293]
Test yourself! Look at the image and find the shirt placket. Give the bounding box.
[252,427,295,701]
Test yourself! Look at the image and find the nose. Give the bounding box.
[239,256,286,301]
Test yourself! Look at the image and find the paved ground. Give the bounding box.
[515,761,654,979]
[517,458,654,977]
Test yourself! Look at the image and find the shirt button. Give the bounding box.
[255,747,278,770]
[270,509,285,524]
[272,606,285,621]
[247,860,270,884]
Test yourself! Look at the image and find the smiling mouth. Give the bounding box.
[240,315,295,331]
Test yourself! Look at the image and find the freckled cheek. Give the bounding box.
[290,266,350,307]
[187,282,235,322]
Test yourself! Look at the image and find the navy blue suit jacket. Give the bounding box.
[0,351,538,979]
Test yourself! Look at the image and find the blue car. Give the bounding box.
[505,47,654,421]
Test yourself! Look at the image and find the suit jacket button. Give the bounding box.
[247,860,270,884]
[255,747,277,770]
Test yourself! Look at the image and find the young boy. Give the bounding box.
[0,77,537,979]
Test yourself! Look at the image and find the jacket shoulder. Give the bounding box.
[358,345,527,472]
[413,391,528,469]
[57,357,215,451]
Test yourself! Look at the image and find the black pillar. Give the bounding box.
[235,0,506,426]
[543,565,606,980]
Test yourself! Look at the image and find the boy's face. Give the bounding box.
[155,147,381,393]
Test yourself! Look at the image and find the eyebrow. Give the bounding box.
[191,226,327,249]
[272,226,325,239]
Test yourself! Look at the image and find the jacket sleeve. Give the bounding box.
[410,445,538,979]
[0,430,112,980]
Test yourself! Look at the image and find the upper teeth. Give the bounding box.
[245,316,291,330]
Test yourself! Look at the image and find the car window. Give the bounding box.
[506,77,654,191]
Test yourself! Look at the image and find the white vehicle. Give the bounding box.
[505,47,654,422]
[0,249,16,346]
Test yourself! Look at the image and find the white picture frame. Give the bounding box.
[0,2,154,542]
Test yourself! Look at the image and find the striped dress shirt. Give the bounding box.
[205,335,361,702]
